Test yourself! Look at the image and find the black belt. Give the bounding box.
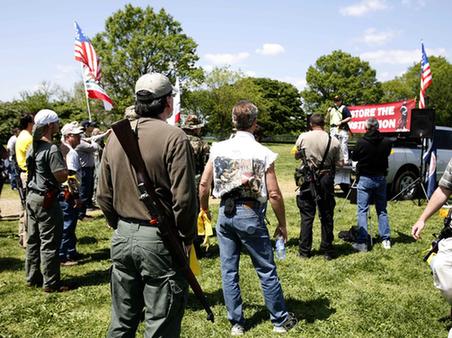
[119,216,159,227]
[28,189,46,196]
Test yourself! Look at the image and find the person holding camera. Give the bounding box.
[294,113,343,260]
[412,158,452,334]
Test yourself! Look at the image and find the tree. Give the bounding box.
[250,78,305,134]
[301,50,383,114]
[381,56,452,126]
[92,4,203,113]
[183,67,268,138]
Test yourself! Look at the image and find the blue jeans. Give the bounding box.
[79,166,95,218]
[356,176,390,244]
[59,196,79,260]
[216,202,288,327]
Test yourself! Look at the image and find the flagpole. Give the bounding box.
[80,64,92,121]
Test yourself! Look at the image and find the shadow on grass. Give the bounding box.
[79,236,98,245]
[245,296,335,329]
[286,238,357,259]
[65,268,111,287]
[0,257,23,272]
[186,288,224,311]
[393,230,416,245]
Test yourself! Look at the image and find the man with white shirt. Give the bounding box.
[199,100,297,335]
[59,122,84,265]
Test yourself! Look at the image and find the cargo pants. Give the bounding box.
[25,190,63,288]
[108,220,188,338]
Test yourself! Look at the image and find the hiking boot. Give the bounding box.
[352,242,368,252]
[230,324,245,336]
[273,313,298,333]
[43,284,71,293]
[382,240,391,250]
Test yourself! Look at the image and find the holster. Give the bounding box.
[223,197,236,218]
[42,189,57,209]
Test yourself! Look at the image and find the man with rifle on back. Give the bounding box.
[294,113,343,260]
[97,73,200,337]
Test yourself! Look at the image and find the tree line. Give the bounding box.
[1,4,451,144]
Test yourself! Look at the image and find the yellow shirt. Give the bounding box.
[15,130,32,171]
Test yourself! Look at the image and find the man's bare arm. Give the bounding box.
[266,163,288,241]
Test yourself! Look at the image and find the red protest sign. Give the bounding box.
[348,99,416,133]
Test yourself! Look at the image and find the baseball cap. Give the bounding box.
[81,120,96,129]
[61,121,84,136]
[135,73,175,100]
[34,109,59,126]
[333,95,342,101]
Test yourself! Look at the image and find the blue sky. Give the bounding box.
[1,0,450,101]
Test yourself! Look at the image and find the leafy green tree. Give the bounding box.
[250,78,305,134]
[92,4,203,113]
[381,56,452,126]
[183,67,268,138]
[301,50,383,114]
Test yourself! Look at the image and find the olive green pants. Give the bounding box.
[25,191,63,288]
[108,220,188,338]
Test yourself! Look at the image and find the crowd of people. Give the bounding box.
[1,72,451,337]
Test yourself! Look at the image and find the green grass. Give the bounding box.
[0,143,451,337]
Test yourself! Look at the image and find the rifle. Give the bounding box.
[423,208,452,262]
[295,148,319,202]
[423,209,452,262]
[12,160,26,208]
[111,119,214,323]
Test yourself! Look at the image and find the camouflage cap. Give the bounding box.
[182,115,204,130]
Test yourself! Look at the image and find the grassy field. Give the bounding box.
[0,143,451,337]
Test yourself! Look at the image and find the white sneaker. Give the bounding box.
[273,313,298,333]
[382,240,391,250]
[231,324,245,336]
[352,243,368,252]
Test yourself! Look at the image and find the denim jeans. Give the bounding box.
[59,195,79,260]
[216,202,288,327]
[79,166,95,218]
[356,176,390,243]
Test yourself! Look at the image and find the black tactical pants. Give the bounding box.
[297,173,335,257]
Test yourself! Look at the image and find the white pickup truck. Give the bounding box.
[342,126,452,199]
[386,126,452,199]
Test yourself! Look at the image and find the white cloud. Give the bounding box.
[360,48,447,64]
[340,0,387,17]
[204,52,250,65]
[360,28,397,45]
[401,0,426,8]
[279,76,306,90]
[256,43,285,56]
[54,64,78,81]
[244,70,257,77]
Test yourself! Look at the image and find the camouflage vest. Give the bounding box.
[187,135,210,177]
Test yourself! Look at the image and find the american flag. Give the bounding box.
[74,21,101,82]
[419,42,432,108]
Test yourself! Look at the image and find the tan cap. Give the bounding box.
[135,73,175,100]
[61,121,84,136]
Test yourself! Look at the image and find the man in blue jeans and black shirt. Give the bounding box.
[351,117,392,252]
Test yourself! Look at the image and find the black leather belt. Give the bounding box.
[29,189,46,196]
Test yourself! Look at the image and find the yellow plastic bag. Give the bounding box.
[290,145,298,155]
[189,245,201,276]
[197,210,214,249]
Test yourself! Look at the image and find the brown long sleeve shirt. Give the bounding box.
[97,117,198,244]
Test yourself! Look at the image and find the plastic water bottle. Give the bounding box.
[275,236,286,260]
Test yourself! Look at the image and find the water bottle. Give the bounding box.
[275,235,286,260]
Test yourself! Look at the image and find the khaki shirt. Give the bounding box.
[295,129,342,169]
[97,117,198,244]
[439,158,452,190]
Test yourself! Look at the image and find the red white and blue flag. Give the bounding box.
[419,42,432,109]
[74,21,113,111]
[74,21,102,82]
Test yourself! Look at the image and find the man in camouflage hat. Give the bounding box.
[182,115,210,186]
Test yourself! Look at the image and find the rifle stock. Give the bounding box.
[111,119,214,323]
